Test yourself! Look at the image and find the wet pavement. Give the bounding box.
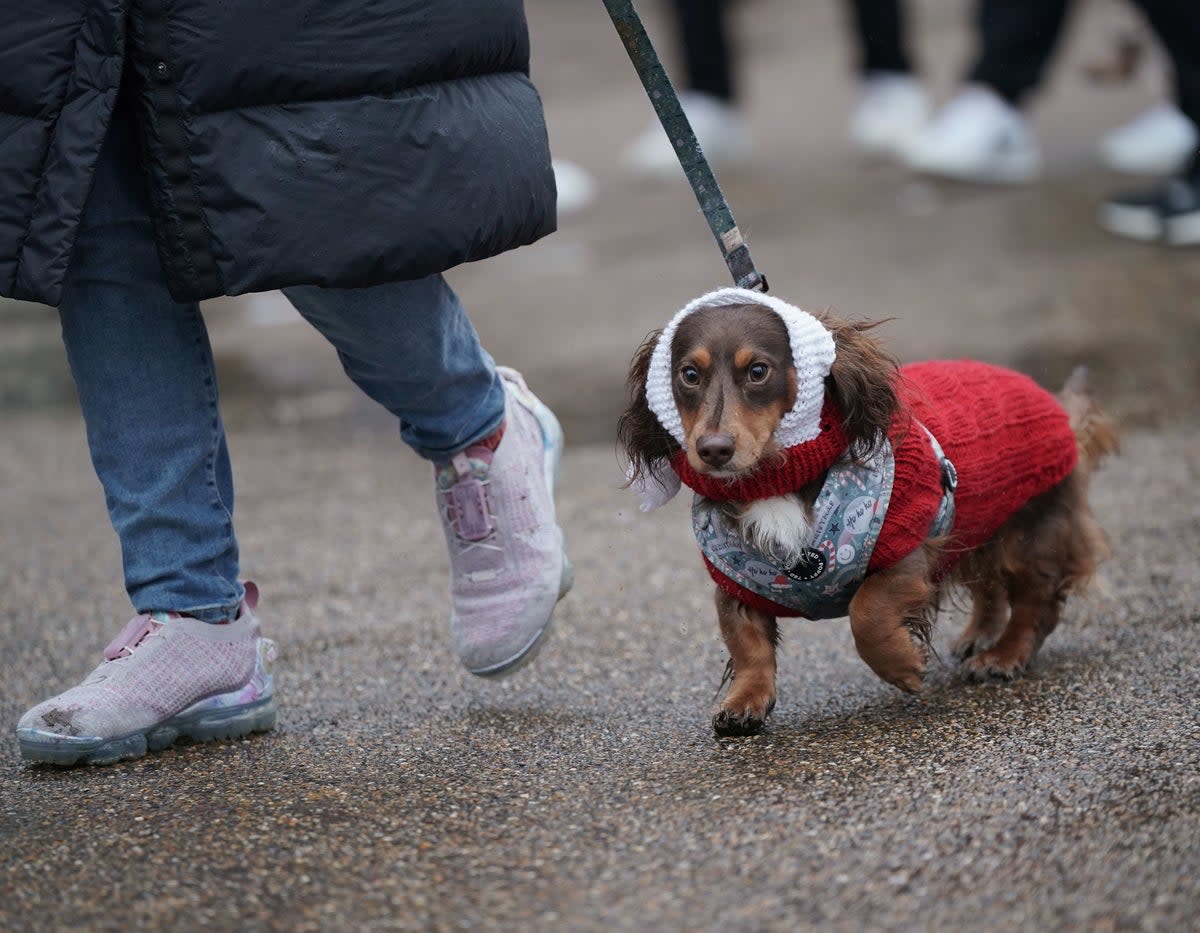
[2,0,1199,930]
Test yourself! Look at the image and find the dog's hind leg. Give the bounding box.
[962,473,1103,681]
[713,588,778,737]
[847,547,936,693]
[961,578,1061,682]
[951,565,1010,661]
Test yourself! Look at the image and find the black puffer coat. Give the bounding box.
[0,1,556,307]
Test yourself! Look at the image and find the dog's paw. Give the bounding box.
[889,669,926,694]
[950,634,983,662]
[961,651,1029,683]
[950,629,1002,662]
[712,698,775,737]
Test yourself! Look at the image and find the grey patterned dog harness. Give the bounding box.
[692,431,956,619]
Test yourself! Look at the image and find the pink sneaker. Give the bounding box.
[436,367,573,676]
[16,583,276,766]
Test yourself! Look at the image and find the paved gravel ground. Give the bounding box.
[1,414,1198,932]
[3,0,1199,930]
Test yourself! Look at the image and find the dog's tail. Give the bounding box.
[1053,367,1118,592]
[1060,366,1119,474]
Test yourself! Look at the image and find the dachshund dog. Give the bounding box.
[619,289,1117,737]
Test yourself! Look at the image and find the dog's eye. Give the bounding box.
[747,363,770,383]
[679,365,701,386]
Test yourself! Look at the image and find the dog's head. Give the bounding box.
[667,302,798,476]
[619,290,900,490]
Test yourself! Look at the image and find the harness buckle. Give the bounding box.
[941,457,958,492]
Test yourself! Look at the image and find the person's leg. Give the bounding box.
[621,0,750,177]
[904,0,1070,183]
[675,0,736,103]
[58,105,242,620]
[283,279,572,676]
[846,0,913,76]
[969,0,1073,106]
[1100,0,1200,245]
[283,276,505,460]
[18,100,275,766]
[1132,0,1200,132]
[844,0,929,158]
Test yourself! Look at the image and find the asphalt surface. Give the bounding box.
[2,1,1199,930]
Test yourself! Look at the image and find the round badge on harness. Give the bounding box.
[785,548,826,582]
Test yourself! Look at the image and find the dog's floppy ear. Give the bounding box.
[618,328,680,486]
[817,313,900,459]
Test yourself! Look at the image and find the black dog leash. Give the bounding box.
[601,0,768,293]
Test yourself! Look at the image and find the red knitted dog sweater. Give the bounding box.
[674,361,1079,617]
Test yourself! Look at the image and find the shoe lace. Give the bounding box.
[121,627,162,657]
[101,614,164,664]
[454,535,504,558]
[83,618,161,685]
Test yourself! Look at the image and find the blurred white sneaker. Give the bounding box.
[849,72,930,159]
[1099,160,1200,246]
[620,91,752,179]
[1098,104,1198,177]
[551,159,596,216]
[904,85,1041,184]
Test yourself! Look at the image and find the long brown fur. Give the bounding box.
[812,310,901,460]
[617,327,679,489]
[619,305,1118,736]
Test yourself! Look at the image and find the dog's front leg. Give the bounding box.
[713,588,778,736]
[847,548,935,693]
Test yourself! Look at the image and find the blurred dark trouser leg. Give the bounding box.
[1131,0,1200,143]
[846,0,913,75]
[969,0,1073,106]
[673,0,736,102]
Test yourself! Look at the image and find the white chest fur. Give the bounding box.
[737,495,814,564]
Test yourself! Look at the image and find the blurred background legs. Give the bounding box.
[845,0,930,159]
[905,0,1073,184]
[1099,0,1200,245]
[906,0,1198,189]
[620,0,752,178]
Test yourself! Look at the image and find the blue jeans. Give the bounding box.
[58,107,505,621]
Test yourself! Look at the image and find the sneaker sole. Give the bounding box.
[1098,203,1164,242]
[850,120,928,161]
[17,695,277,767]
[1100,151,1192,177]
[1165,212,1200,246]
[907,150,1041,185]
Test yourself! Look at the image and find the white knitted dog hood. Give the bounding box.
[633,287,837,510]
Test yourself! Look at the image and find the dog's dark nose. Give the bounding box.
[697,433,735,468]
